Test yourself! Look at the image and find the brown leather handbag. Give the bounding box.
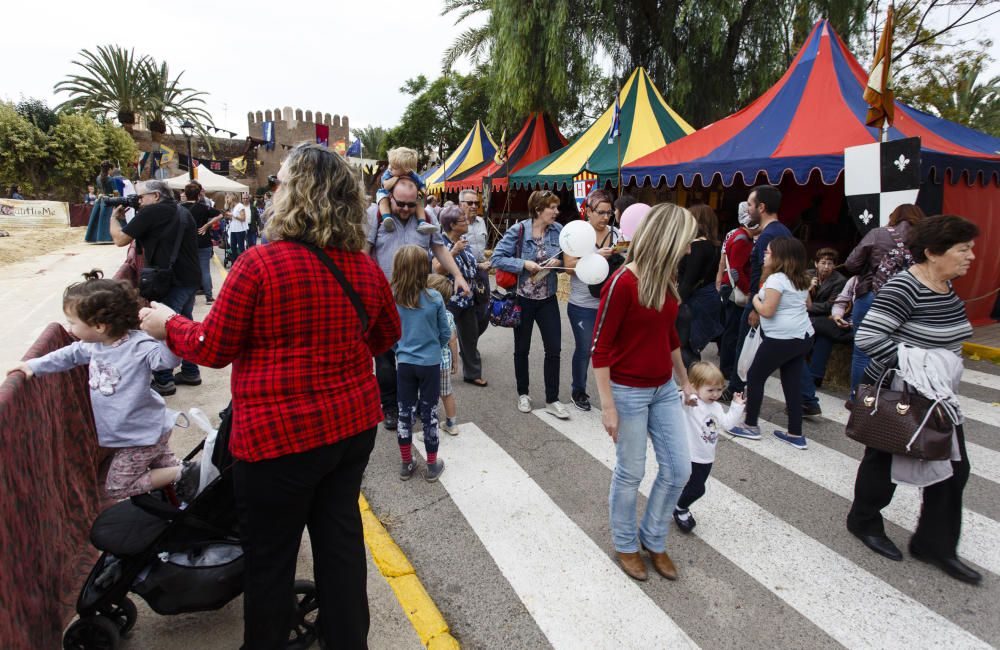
[846,369,955,461]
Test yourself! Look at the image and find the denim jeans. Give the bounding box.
[197,247,214,299]
[566,302,598,395]
[850,291,875,399]
[153,283,199,383]
[513,296,562,403]
[809,332,835,382]
[609,380,691,553]
[231,230,247,258]
[798,357,820,409]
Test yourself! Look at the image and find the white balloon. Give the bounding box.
[559,220,598,258]
[575,253,610,285]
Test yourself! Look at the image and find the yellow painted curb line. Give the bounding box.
[359,494,460,648]
[964,342,1000,365]
[212,251,227,279]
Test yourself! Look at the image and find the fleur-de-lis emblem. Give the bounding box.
[894,154,910,171]
[859,209,874,225]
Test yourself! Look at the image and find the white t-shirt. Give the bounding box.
[229,203,249,233]
[758,272,814,339]
[682,396,745,464]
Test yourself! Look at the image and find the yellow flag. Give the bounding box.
[864,6,895,127]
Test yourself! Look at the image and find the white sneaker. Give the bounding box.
[517,395,532,413]
[545,401,570,419]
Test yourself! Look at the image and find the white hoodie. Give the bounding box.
[681,394,745,464]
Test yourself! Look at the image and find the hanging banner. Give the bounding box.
[0,199,71,228]
[844,137,921,236]
[573,176,597,218]
[333,139,347,157]
[262,121,275,150]
[178,155,231,176]
[316,124,330,147]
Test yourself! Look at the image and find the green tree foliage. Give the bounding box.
[0,100,137,201]
[352,125,390,160]
[906,56,1000,136]
[15,98,60,133]
[384,72,495,168]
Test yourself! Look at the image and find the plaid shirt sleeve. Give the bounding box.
[366,270,401,357]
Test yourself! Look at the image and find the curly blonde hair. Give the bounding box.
[264,142,367,250]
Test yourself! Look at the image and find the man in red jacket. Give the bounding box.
[716,203,756,399]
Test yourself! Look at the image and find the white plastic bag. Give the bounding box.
[188,407,220,496]
[737,326,762,382]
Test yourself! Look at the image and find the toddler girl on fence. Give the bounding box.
[7,270,199,502]
[673,361,745,533]
[427,274,461,435]
[392,246,452,482]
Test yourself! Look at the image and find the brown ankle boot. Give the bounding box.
[616,551,648,581]
[641,543,678,580]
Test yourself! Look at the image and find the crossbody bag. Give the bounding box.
[138,204,188,301]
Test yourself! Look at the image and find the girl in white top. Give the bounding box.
[729,236,814,450]
[673,362,745,533]
[225,193,249,259]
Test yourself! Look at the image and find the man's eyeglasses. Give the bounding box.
[395,201,418,209]
[594,210,614,217]
[463,201,480,206]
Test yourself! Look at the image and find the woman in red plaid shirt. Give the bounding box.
[140,143,400,649]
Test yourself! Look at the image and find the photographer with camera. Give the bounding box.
[110,179,202,396]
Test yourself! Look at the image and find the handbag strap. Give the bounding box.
[293,241,369,334]
[165,204,188,269]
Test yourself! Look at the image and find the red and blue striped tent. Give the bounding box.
[623,19,1000,323]
[623,20,1000,188]
[443,113,568,192]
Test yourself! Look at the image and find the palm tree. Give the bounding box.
[441,0,493,70]
[925,56,1000,136]
[351,125,389,160]
[54,45,152,132]
[142,61,214,146]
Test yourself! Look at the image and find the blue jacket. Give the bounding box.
[490,219,564,295]
[395,289,452,366]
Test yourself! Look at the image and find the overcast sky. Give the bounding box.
[3,0,997,141]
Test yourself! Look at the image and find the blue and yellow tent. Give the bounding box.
[509,68,694,189]
[422,120,498,193]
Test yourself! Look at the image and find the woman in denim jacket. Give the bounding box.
[491,190,570,419]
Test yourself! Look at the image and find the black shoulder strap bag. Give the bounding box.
[138,204,188,301]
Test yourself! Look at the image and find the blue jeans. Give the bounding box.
[850,291,875,399]
[609,380,691,553]
[197,247,214,299]
[153,284,199,383]
[566,302,598,395]
[231,230,247,258]
[798,357,819,408]
[809,333,835,382]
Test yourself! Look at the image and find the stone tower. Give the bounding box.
[247,107,351,187]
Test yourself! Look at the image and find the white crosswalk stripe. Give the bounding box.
[532,408,992,649]
[764,377,1000,486]
[413,424,698,649]
[962,369,1000,392]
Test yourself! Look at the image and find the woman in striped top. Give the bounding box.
[847,214,980,585]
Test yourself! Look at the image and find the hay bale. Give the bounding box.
[822,343,853,388]
[557,273,571,302]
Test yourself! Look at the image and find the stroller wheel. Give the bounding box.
[287,580,318,650]
[99,597,137,635]
[63,615,121,650]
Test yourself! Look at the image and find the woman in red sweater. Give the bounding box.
[140,143,401,649]
[592,203,698,582]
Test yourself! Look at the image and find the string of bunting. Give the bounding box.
[206,125,239,138]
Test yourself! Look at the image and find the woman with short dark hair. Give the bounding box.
[433,204,486,388]
[847,214,981,585]
[140,142,402,646]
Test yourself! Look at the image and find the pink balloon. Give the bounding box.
[619,203,651,240]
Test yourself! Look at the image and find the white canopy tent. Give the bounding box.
[166,166,250,194]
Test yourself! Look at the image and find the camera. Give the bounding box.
[104,195,142,209]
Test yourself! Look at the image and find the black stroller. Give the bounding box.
[62,410,318,650]
[219,219,237,269]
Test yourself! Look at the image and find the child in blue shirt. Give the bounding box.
[392,246,452,482]
[427,274,460,435]
[378,147,438,235]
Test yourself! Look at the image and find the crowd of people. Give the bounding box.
[8,141,986,647]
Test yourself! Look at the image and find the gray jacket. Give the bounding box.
[844,222,913,296]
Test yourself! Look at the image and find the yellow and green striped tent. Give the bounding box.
[510,68,693,189]
[422,120,498,194]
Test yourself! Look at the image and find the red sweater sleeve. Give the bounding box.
[166,252,259,368]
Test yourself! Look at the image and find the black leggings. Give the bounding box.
[676,462,713,511]
[744,333,813,436]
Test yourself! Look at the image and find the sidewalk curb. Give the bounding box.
[359,494,459,649]
[963,342,1000,365]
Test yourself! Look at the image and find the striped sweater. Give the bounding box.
[855,270,972,382]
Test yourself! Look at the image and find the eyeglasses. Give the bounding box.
[594,210,614,217]
[463,201,480,206]
[394,201,418,209]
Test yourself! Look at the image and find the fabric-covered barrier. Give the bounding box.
[0,323,110,648]
[944,178,1000,324]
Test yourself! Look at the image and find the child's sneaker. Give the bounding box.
[399,460,416,481]
[416,220,439,235]
[381,216,396,232]
[773,429,808,450]
[425,459,445,482]
[673,508,696,533]
[729,425,761,440]
[517,395,532,413]
[440,419,459,436]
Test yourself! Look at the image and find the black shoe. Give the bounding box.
[848,525,903,561]
[719,389,733,404]
[571,391,592,412]
[151,379,176,396]
[910,544,982,585]
[784,404,823,419]
[673,509,696,533]
[173,372,202,386]
[383,411,398,431]
[205,296,214,304]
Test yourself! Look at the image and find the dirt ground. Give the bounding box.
[0,227,90,267]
